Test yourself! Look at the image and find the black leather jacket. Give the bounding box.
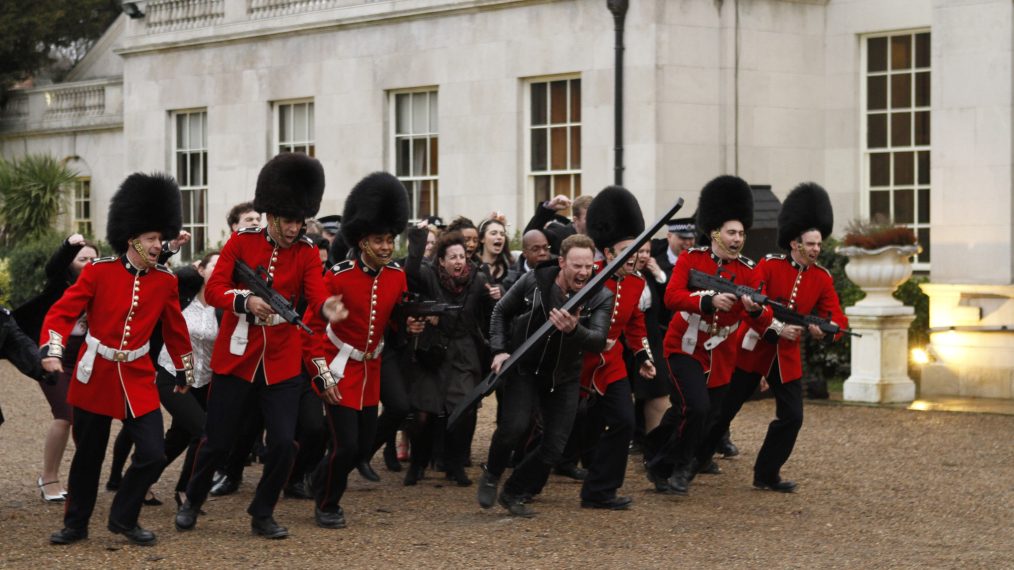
[489,262,612,386]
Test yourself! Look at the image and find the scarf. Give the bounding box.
[437,262,472,296]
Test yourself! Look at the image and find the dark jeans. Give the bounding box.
[65,406,165,531]
[486,373,579,498]
[186,370,302,518]
[581,379,635,502]
[409,410,473,473]
[314,405,378,513]
[645,353,709,477]
[369,349,411,458]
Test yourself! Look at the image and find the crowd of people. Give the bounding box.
[0,152,849,546]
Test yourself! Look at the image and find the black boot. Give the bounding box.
[403,465,425,486]
[383,444,402,472]
[666,468,691,496]
[356,461,381,482]
[445,466,472,487]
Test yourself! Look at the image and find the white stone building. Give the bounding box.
[1,0,1013,400]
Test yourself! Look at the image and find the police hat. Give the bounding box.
[667,217,696,238]
[106,172,182,255]
[318,214,341,234]
[777,182,834,250]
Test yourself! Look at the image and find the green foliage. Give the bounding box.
[0,258,11,307]
[4,231,64,308]
[0,155,77,244]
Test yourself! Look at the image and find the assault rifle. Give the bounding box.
[687,268,779,309]
[446,196,686,429]
[768,301,861,338]
[398,292,463,319]
[233,259,313,334]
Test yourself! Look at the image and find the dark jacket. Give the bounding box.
[489,262,612,387]
[13,238,84,343]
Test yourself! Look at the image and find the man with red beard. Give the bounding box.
[45,173,194,546]
[175,154,346,539]
[578,187,655,510]
[644,175,765,496]
[699,182,847,493]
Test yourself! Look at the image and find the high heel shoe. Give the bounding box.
[143,490,163,506]
[38,477,66,503]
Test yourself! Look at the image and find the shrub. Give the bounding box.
[4,231,65,308]
[0,155,77,245]
[841,218,918,249]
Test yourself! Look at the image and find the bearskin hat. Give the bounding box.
[585,186,645,251]
[253,153,325,220]
[106,172,182,255]
[341,172,410,248]
[777,182,834,250]
[696,175,754,238]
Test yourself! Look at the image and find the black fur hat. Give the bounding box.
[106,172,182,254]
[175,265,204,311]
[696,175,754,238]
[777,182,834,250]
[253,153,325,220]
[586,186,645,251]
[341,172,410,248]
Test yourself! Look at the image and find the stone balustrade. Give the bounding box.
[146,0,226,32]
[247,0,369,19]
[44,86,106,119]
[0,95,29,121]
[0,80,123,135]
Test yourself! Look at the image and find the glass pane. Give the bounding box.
[403,181,417,217]
[550,126,567,170]
[573,175,581,197]
[894,151,914,185]
[868,114,887,148]
[891,35,912,70]
[396,94,410,135]
[190,113,204,147]
[191,153,202,186]
[531,83,547,126]
[891,112,911,147]
[570,126,581,169]
[534,175,551,207]
[868,37,887,72]
[917,151,930,184]
[550,80,567,124]
[429,92,438,132]
[870,190,890,220]
[178,114,189,150]
[891,74,911,109]
[412,93,427,134]
[430,180,439,217]
[196,189,207,224]
[915,33,930,68]
[531,128,547,171]
[308,144,316,158]
[429,137,439,175]
[396,138,411,177]
[202,151,208,185]
[918,188,930,223]
[294,103,308,142]
[412,138,428,176]
[894,189,914,223]
[420,180,433,218]
[280,105,290,143]
[914,111,930,146]
[193,227,206,257]
[570,79,581,123]
[554,173,571,198]
[177,153,188,185]
[917,228,930,262]
[915,72,930,107]
[308,103,314,140]
[867,76,887,111]
[870,153,890,186]
[182,190,193,224]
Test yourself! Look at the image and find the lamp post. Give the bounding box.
[607,0,628,186]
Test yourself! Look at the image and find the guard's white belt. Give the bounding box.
[679,311,741,352]
[77,333,151,384]
[229,314,287,356]
[326,326,384,378]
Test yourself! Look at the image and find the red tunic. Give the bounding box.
[41,257,192,419]
[735,254,848,383]
[662,247,764,388]
[303,259,407,410]
[206,228,331,384]
[580,269,649,395]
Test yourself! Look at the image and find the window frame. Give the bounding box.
[523,74,582,221]
[71,176,92,237]
[170,108,209,261]
[273,98,316,156]
[388,87,439,221]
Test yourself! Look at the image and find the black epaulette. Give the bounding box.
[238,226,262,235]
[154,264,173,275]
[814,263,833,278]
[738,255,756,269]
[91,256,117,264]
[764,253,787,261]
[299,235,315,246]
[329,260,355,275]
[386,261,403,271]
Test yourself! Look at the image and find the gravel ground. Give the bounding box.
[1,362,1012,569]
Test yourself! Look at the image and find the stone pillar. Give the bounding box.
[843,305,916,404]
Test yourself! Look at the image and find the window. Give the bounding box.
[275,100,315,156]
[391,90,438,219]
[72,177,92,237]
[528,77,581,213]
[173,109,208,260]
[864,31,930,266]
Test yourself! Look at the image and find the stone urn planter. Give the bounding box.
[837,244,920,308]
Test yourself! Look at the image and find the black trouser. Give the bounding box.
[155,369,208,492]
[65,406,165,531]
[220,400,265,481]
[645,353,709,477]
[369,349,411,458]
[702,362,803,482]
[289,376,326,485]
[186,370,302,518]
[314,405,378,513]
[581,380,635,502]
[693,384,729,465]
[409,409,473,473]
[486,373,579,498]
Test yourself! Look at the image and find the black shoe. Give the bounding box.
[283,477,313,500]
[251,516,288,539]
[553,464,588,481]
[357,461,381,482]
[315,507,347,529]
[383,445,402,472]
[445,467,472,487]
[403,465,424,486]
[753,477,797,493]
[105,476,121,492]
[174,501,199,531]
[209,475,240,497]
[49,527,87,545]
[665,470,690,496]
[697,460,722,475]
[581,495,633,510]
[108,523,157,546]
[718,436,740,458]
[497,492,535,518]
[477,466,499,509]
[142,491,163,506]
